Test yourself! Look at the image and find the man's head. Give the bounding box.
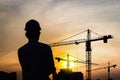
[25,19,41,40]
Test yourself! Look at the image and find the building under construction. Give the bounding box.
[53,69,83,80]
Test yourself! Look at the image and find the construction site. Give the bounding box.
[50,29,117,80]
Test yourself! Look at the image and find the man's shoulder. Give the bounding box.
[18,42,51,52]
[38,42,51,48]
[18,43,28,52]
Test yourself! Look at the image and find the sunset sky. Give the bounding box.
[0,0,120,80]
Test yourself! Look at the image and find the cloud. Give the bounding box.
[0,1,120,80]
[0,0,120,53]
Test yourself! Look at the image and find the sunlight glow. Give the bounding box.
[63,62,75,69]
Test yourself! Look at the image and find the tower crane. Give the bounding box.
[55,54,98,69]
[92,62,117,80]
[50,29,113,80]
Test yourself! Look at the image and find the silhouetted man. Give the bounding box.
[18,19,56,80]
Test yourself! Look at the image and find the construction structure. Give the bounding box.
[55,69,83,80]
[54,54,84,80]
[55,54,98,69]
[55,54,98,80]
[50,29,113,80]
[92,62,117,80]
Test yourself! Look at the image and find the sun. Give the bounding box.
[63,62,75,69]
[70,62,74,68]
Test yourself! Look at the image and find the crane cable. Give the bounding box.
[55,30,87,43]
[53,29,103,44]
[90,30,103,37]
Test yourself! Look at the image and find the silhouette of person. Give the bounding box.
[18,19,56,80]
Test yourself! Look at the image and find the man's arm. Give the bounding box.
[47,45,56,74]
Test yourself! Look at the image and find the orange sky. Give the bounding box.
[0,0,120,80]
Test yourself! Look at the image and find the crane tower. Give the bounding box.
[92,62,117,80]
[50,29,113,80]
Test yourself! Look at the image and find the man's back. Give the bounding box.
[18,40,55,80]
[18,19,55,80]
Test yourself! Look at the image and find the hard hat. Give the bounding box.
[25,19,41,32]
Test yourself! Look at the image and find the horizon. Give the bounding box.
[0,0,120,80]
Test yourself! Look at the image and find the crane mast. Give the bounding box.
[92,62,117,80]
[50,29,113,80]
[67,54,70,69]
[86,29,92,80]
